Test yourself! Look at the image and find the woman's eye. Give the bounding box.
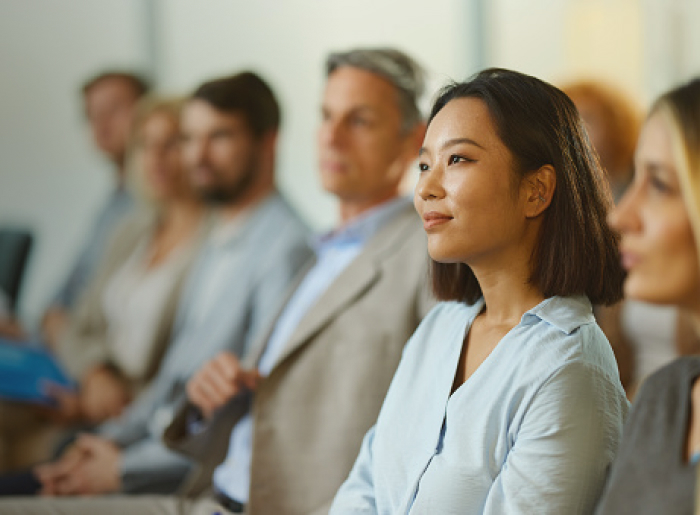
[649,175,670,193]
[448,155,473,165]
[418,162,429,172]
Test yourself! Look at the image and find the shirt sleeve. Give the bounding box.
[119,435,193,493]
[482,360,628,515]
[329,425,379,514]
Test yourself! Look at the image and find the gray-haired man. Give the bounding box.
[0,47,434,515]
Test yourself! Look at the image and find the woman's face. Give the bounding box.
[609,112,700,310]
[136,112,187,202]
[414,97,528,267]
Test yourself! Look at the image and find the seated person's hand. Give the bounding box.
[34,433,122,496]
[41,307,69,350]
[0,317,26,341]
[187,351,261,419]
[79,365,131,424]
[40,383,82,424]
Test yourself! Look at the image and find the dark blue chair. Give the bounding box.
[0,228,33,314]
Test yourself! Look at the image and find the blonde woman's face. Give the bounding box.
[608,112,700,310]
[137,112,186,202]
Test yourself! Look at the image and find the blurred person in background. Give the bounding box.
[0,46,432,515]
[595,77,700,515]
[563,81,639,202]
[41,71,149,347]
[0,71,312,500]
[564,80,700,397]
[0,96,206,471]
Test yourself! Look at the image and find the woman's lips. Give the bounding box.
[422,211,452,230]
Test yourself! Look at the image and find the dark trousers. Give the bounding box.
[0,469,41,495]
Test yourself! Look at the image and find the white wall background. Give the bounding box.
[0,0,480,327]
[0,0,150,328]
[1,0,699,327]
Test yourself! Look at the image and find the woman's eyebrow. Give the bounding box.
[419,137,485,156]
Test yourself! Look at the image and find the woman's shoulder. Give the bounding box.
[517,296,623,381]
[635,356,700,405]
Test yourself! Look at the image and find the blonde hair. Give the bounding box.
[651,79,700,260]
[125,96,185,205]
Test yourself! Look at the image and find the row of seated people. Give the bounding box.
[0,46,698,514]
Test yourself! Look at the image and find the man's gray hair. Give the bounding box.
[326,47,425,133]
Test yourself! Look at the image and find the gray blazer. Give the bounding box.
[165,201,435,514]
[55,209,208,393]
[97,192,312,494]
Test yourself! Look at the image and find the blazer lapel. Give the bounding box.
[274,252,380,366]
[271,202,420,368]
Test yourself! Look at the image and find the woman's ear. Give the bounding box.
[524,165,556,218]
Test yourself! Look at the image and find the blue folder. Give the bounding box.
[0,337,75,405]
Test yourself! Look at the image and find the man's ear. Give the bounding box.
[524,165,556,218]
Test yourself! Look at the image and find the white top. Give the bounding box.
[621,300,678,381]
[331,297,629,514]
[102,237,191,380]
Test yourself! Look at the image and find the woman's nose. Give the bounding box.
[608,180,642,234]
[415,165,445,201]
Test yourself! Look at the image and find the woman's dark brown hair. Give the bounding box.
[429,68,625,305]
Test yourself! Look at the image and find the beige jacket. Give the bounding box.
[55,209,207,394]
[165,201,434,515]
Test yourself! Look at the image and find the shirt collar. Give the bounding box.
[312,196,411,252]
[523,295,594,335]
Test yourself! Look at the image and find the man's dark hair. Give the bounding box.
[191,71,280,137]
[428,68,625,306]
[81,70,150,99]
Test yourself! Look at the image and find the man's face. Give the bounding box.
[84,78,139,164]
[318,66,415,206]
[180,99,260,205]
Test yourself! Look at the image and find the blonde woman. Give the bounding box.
[51,96,207,424]
[596,78,700,514]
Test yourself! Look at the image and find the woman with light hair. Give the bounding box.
[0,96,207,479]
[595,77,700,514]
[564,80,700,398]
[50,96,208,424]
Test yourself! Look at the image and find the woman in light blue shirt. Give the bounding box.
[330,68,629,514]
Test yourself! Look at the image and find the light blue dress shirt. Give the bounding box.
[331,296,629,515]
[213,197,412,503]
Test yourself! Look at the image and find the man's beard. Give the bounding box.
[198,161,257,206]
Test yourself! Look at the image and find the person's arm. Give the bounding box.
[118,434,194,493]
[163,351,256,458]
[481,360,628,514]
[97,372,172,446]
[329,426,379,514]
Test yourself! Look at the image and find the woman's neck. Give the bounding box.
[470,247,545,328]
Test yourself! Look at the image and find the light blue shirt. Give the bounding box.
[213,197,412,502]
[331,296,629,515]
[52,186,133,309]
